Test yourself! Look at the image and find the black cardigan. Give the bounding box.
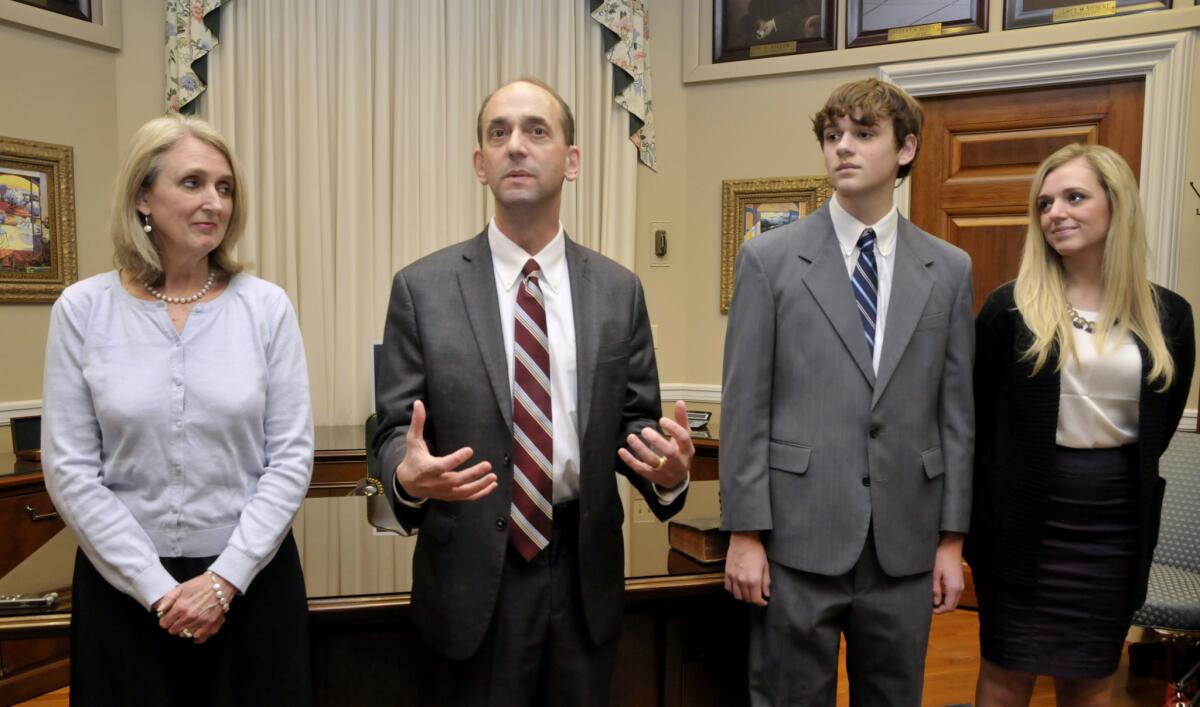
[965,281,1195,608]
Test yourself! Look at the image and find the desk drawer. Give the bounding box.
[0,490,66,579]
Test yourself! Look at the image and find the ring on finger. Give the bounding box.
[653,455,666,471]
[181,628,194,639]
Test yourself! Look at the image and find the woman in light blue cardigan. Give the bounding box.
[42,114,314,705]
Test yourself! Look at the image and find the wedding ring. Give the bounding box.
[654,455,666,471]
[181,628,194,639]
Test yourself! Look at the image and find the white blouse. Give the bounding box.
[1057,310,1142,448]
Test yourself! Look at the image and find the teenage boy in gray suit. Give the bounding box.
[720,78,974,706]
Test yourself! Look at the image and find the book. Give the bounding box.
[667,517,729,563]
[667,548,721,575]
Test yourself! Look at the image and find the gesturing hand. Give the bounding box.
[395,400,498,502]
[155,572,234,644]
[619,399,695,490]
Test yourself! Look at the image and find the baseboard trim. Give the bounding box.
[659,384,721,404]
[0,400,41,425]
[4,396,1196,433]
[659,387,1198,433]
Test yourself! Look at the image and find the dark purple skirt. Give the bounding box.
[977,445,1140,679]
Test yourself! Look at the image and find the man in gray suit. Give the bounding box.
[721,78,974,705]
[372,78,694,706]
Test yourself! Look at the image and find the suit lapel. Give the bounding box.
[873,217,933,405]
[566,237,597,439]
[800,207,876,387]
[457,231,513,429]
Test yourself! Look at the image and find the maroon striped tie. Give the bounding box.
[510,259,554,561]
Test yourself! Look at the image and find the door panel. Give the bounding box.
[910,80,1144,313]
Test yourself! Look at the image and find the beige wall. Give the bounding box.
[1,3,1197,416]
[0,0,163,406]
[0,0,163,595]
[637,0,1200,415]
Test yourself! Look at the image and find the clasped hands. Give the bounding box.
[153,571,235,644]
[394,399,695,502]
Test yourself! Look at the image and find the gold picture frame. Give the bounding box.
[0,136,77,303]
[721,176,832,313]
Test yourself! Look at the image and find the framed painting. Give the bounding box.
[714,0,836,63]
[721,176,832,313]
[0,0,121,49]
[1004,0,1168,28]
[0,136,77,303]
[847,0,987,47]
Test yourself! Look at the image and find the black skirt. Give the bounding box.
[69,531,312,706]
[977,445,1140,679]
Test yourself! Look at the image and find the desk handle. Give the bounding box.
[24,505,59,522]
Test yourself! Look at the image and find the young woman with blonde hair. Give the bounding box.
[967,143,1194,706]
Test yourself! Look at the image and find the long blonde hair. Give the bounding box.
[110,114,246,283]
[1014,143,1174,389]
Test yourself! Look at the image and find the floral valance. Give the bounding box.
[591,0,658,170]
[166,0,230,113]
[165,1,655,163]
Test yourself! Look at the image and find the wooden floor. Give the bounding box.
[14,610,1164,706]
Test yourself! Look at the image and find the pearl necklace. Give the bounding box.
[1066,303,1096,334]
[143,271,216,304]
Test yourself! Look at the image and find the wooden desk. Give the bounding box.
[308,572,748,707]
[692,436,719,482]
[0,428,743,706]
[309,425,371,497]
[0,454,69,705]
[0,571,748,707]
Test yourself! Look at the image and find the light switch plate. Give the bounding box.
[650,221,670,267]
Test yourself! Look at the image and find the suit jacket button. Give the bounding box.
[495,517,508,530]
[503,454,512,466]
[862,477,871,486]
[868,424,881,438]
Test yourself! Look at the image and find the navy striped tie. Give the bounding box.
[852,228,878,356]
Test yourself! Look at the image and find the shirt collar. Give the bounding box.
[487,219,566,293]
[829,193,898,259]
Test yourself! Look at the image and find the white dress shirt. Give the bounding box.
[489,222,583,503]
[829,194,897,373]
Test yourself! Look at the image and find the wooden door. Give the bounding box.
[909,80,1145,313]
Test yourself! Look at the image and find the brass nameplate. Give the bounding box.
[1053,0,1117,21]
[749,41,798,57]
[888,22,943,41]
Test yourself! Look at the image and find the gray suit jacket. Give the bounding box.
[719,204,973,578]
[372,230,686,660]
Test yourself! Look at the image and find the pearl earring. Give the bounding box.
[142,216,152,234]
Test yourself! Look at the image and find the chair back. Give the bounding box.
[1155,431,1200,570]
[364,413,409,535]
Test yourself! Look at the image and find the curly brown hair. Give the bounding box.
[811,79,924,180]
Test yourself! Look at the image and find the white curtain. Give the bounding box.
[201,0,637,427]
